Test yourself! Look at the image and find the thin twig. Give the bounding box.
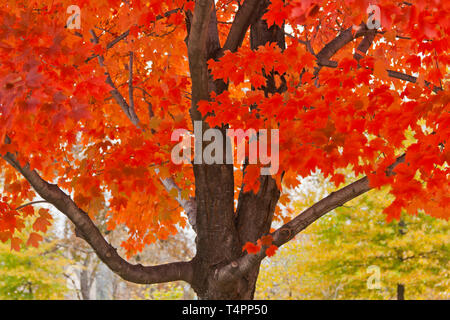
[14,200,50,211]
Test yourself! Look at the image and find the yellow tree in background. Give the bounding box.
[0,220,71,299]
[256,173,449,300]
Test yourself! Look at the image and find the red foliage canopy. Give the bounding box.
[0,0,448,257]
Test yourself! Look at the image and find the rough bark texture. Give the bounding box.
[189,0,285,299]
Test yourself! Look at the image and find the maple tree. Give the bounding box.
[0,0,448,299]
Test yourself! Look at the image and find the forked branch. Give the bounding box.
[216,154,406,283]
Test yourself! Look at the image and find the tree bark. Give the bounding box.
[189,0,284,299]
[397,283,405,300]
[79,267,92,300]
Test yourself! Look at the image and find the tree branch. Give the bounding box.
[234,10,285,247]
[353,29,376,62]
[127,51,139,125]
[386,69,442,93]
[187,0,216,121]
[156,169,197,231]
[89,29,196,220]
[14,200,50,211]
[85,8,183,62]
[221,0,262,54]
[216,154,406,283]
[89,29,141,127]
[313,25,442,93]
[315,24,371,68]
[2,151,193,285]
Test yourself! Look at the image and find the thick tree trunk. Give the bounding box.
[190,170,281,299]
[189,2,285,299]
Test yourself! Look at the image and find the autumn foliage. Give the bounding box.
[0,0,448,299]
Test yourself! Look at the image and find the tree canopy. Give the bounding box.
[0,0,448,299]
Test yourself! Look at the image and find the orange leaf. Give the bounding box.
[260,234,273,246]
[265,244,278,257]
[373,59,388,80]
[242,242,261,254]
[330,173,346,187]
[21,205,35,217]
[33,216,51,233]
[27,232,43,247]
[38,208,52,220]
[10,237,22,251]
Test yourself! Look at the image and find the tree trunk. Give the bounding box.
[397,220,406,300]
[189,2,284,299]
[397,283,405,300]
[79,255,96,300]
[190,171,280,299]
[79,267,91,300]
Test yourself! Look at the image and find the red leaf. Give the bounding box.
[330,173,346,187]
[27,232,43,248]
[259,234,273,246]
[265,244,278,257]
[93,44,104,56]
[250,74,266,89]
[263,0,288,27]
[129,25,140,38]
[242,242,261,254]
[10,237,22,251]
[184,1,195,12]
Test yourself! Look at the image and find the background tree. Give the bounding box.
[0,223,71,300]
[61,209,195,299]
[256,173,450,300]
[0,0,448,299]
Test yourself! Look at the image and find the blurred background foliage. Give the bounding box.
[255,172,449,300]
[0,223,70,299]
